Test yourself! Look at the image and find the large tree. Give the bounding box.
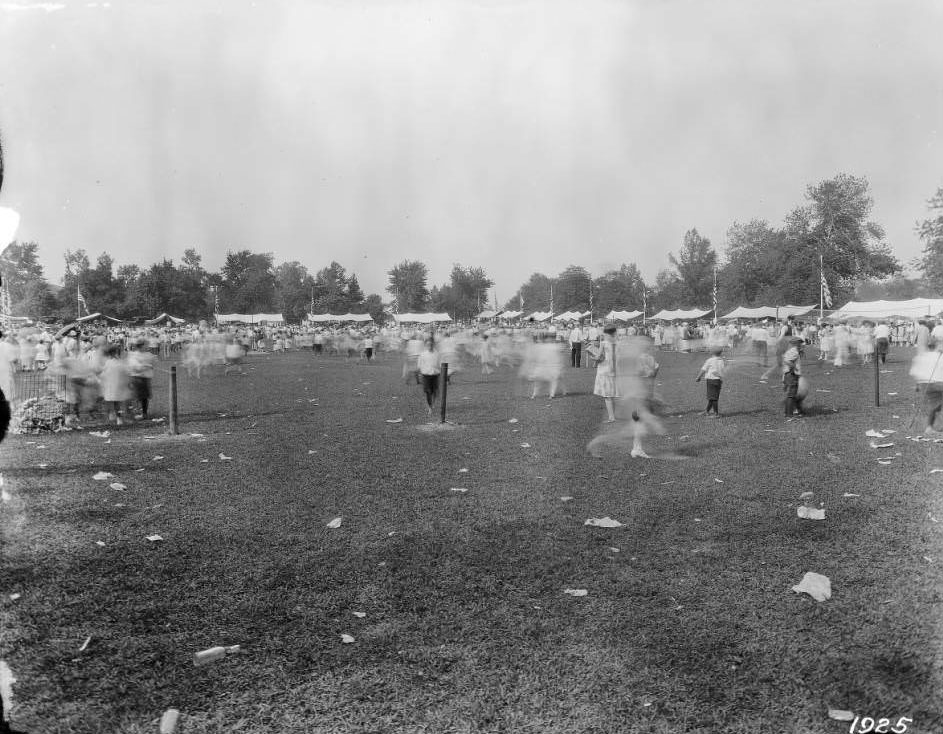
[220,250,276,313]
[504,272,553,313]
[917,186,943,292]
[553,265,592,313]
[668,229,717,308]
[592,263,646,314]
[431,265,494,320]
[275,261,313,323]
[0,241,54,317]
[386,260,429,312]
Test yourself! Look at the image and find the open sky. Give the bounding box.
[0,0,941,305]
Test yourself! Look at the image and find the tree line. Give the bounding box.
[2,173,942,324]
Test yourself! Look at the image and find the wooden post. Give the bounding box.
[874,350,880,407]
[440,362,449,423]
[168,364,179,434]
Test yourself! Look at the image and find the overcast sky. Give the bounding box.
[1,0,941,304]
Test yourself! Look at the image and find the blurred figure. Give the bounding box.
[127,339,155,419]
[910,349,943,433]
[520,336,565,399]
[417,337,441,417]
[587,335,663,459]
[99,344,131,425]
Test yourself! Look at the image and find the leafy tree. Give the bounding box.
[668,229,716,307]
[0,241,50,317]
[553,265,592,313]
[275,261,313,323]
[855,276,933,301]
[593,263,646,314]
[220,250,276,313]
[917,186,943,292]
[504,272,553,313]
[650,268,683,312]
[363,293,384,322]
[430,265,494,320]
[346,274,365,310]
[386,260,429,312]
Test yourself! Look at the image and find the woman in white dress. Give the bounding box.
[591,326,618,422]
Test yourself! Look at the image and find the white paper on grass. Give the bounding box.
[797,506,825,520]
[146,534,164,542]
[109,483,127,491]
[584,517,623,528]
[828,709,855,722]
[563,588,588,597]
[458,468,468,473]
[560,496,574,502]
[878,460,893,465]
[9,593,20,601]
[153,456,164,461]
[714,478,724,484]
[385,418,403,423]
[0,490,9,503]
[842,493,861,497]
[89,431,110,438]
[508,418,518,424]
[450,488,468,493]
[340,634,355,644]
[93,472,114,480]
[869,441,894,449]
[219,453,232,461]
[791,572,831,602]
[883,429,897,434]
[799,491,814,500]
[0,660,16,717]
[352,611,367,618]
[95,541,106,547]
[78,636,91,652]
[520,443,531,448]
[326,517,343,528]
[865,429,887,438]
[887,392,898,396]
[160,708,180,734]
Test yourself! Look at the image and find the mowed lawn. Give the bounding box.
[1,344,942,733]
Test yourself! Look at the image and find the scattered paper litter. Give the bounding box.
[797,506,826,520]
[385,418,403,424]
[9,593,20,601]
[458,468,468,473]
[37,463,48,468]
[508,418,518,424]
[352,611,367,618]
[842,493,860,498]
[828,709,855,722]
[200,459,209,463]
[825,453,841,464]
[193,644,240,666]
[160,708,180,734]
[218,453,232,461]
[563,588,588,597]
[95,541,106,547]
[799,491,814,500]
[189,433,204,437]
[326,517,343,528]
[791,572,831,602]
[520,443,531,448]
[92,471,114,481]
[89,431,111,438]
[608,547,620,553]
[865,429,887,438]
[153,456,164,461]
[887,392,898,396]
[560,496,574,502]
[340,634,355,644]
[584,517,623,528]
[146,534,164,542]
[78,636,91,652]
[877,460,892,465]
[0,489,9,503]
[815,388,831,392]
[869,441,894,449]
[931,469,943,474]
[152,417,166,422]
[714,478,724,484]
[923,556,933,563]
[109,483,127,491]
[450,488,468,493]
[882,429,896,434]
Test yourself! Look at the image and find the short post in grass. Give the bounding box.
[874,351,880,407]
[169,364,179,435]
[440,362,449,423]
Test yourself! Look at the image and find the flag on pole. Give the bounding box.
[821,271,833,308]
[77,287,89,315]
[519,290,523,311]
[214,290,220,314]
[712,266,718,323]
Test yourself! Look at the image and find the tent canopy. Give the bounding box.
[307,312,373,323]
[216,313,285,324]
[829,299,943,320]
[552,310,592,321]
[145,313,186,326]
[523,311,553,322]
[605,310,643,321]
[720,304,815,320]
[499,310,522,319]
[76,312,124,324]
[650,308,711,321]
[392,312,452,324]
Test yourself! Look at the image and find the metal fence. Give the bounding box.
[13,369,67,403]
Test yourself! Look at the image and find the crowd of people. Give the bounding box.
[0,313,932,443]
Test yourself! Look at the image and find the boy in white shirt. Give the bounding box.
[695,347,726,417]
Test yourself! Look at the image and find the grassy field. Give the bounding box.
[1,344,941,733]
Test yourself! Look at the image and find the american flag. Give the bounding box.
[821,271,833,308]
[712,266,718,322]
[77,287,89,314]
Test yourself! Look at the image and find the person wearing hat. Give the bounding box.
[782,337,806,417]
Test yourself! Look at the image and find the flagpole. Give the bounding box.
[819,254,824,322]
[712,265,718,325]
[76,282,80,320]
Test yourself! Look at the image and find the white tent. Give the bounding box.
[145,313,186,326]
[552,310,592,321]
[605,310,643,321]
[720,304,816,320]
[216,313,285,324]
[307,312,373,323]
[651,308,712,321]
[829,299,943,320]
[392,312,452,324]
[524,311,553,322]
[500,310,523,319]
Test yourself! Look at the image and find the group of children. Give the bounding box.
[695,336,807,418]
